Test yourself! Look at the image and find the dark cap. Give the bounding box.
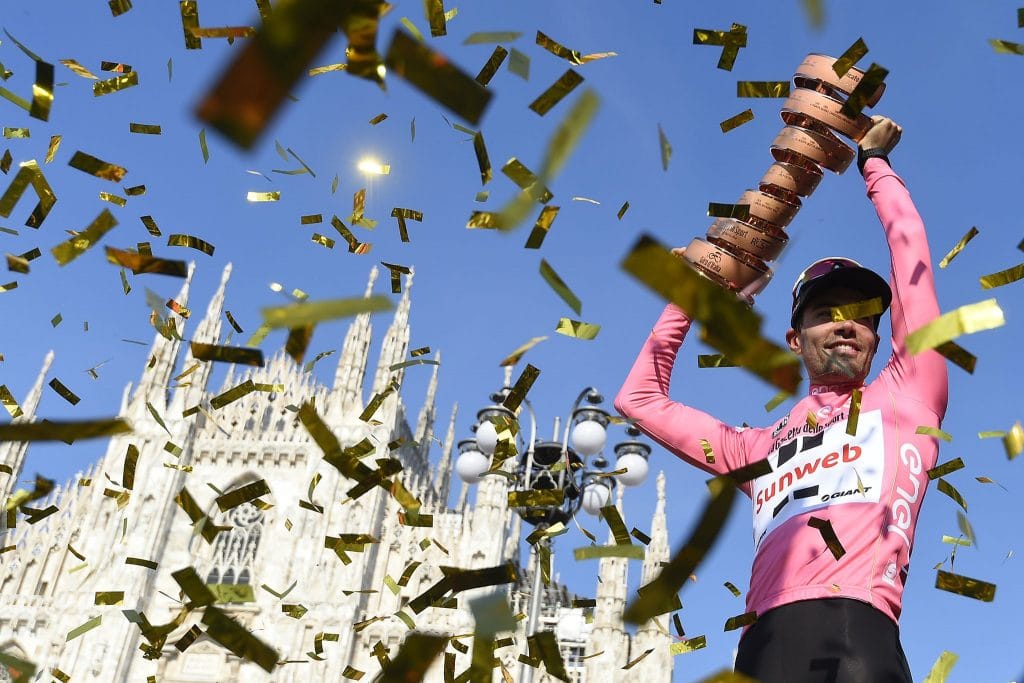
[790,256,892,329]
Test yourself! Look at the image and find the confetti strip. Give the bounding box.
[934,569,995,602]
[529,69,583,116]
[555,317,600,340]
[905,299,1005,354]
[831,297,884,322]
[93,70,138,97]
[707,202,750,219]
[923,651,958,683]
[385,29,491,125]
[737,81,790,97]
[539,259,582,314]
[670,635,707,655]
[624,477,736,623]
[66,615,102,642]
[979,262,1024,289]
[938,226,979,268]
[723,611,757,631]
[807,516,846,559]
[720,108,755,133]
[926,458,964,480]
[832,37,869,77]
[475,46,508,85]
[841,63,888,117]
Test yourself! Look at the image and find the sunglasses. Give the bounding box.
[791,256,864,300]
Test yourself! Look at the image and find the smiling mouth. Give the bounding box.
[827,343,860,355]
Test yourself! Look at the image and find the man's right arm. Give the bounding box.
[614,303,749,476]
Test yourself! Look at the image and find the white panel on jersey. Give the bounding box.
[751,409,884,550]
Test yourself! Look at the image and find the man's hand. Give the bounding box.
[859,115,902,154]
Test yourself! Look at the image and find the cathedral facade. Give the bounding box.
[0,265,673,682]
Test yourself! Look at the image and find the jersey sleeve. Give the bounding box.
[614,303,750,476]
[864,157,949,418]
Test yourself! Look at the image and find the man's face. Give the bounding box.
[785,285,881,385]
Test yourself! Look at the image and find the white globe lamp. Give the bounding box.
[475,420,498,456]
[571,420,606,457]
[615,451,649,487]
[580,482,611,515]
[455,448,490,483]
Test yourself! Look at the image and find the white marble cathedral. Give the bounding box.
[0,265,674,682]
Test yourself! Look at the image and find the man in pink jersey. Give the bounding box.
[615,116,948,682]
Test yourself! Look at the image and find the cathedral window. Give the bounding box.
[205,502,264,585]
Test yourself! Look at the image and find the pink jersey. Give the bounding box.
[615,157,948,625]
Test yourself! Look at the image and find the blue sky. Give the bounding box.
[2,0,1023,680]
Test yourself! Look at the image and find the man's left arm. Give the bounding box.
[860,119,949,418]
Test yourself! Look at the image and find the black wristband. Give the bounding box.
[857,147,890,175]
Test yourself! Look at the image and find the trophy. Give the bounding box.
[683,54,886,295]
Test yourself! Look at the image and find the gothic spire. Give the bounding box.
[370,268,412,395]
[0,350,54,502]
[171,262,232,415]
[585,484,630,677]
[433,401,458,506]
[413,350,440,461]
[633,471,672,673]
[330,266,378,415]
[129,262,195,413]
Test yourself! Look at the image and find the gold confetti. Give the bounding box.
[699,438,716,464]
[189,342,264,366]
[106,247,188,277]
[737,81,790,97]
[65,615,102,642]
[210,379,258,410]
[923,651,958,683]
[44,135,61,163]
[475,46,508,86]
[262,295,392,329]
[934,341,976,374]
[502,158,553,203]
[425,0,447,36]
[109,0,132,16]
[1004,421,1023,459]
[622,648,654,670]
[385,29,492,125]
[617,201,629,219]
[957,511,977,548]
[93,70,139,97]
[622,235,801,392]
[720,108,755,133]
[508,47,530,79]
[831,297,884,322]
[68,151,127,182]
[926,458,964,480]
[3,128,29,139]
[572,543,647,561]
[502,363,540,413]
[529,68,584,116]
[990,38,1024,55]
[979,262,1024,289]
[51,209,118,266]
[0,160,56,228]
[47,378,80,405]
[555,317,600,340]
[807,516,846,559]
[5,253,28,273]
[524,205,560,249]
[60,59,99,79]
[841,63,888,117]
[129,123,161,135]
[624,478,736,623]
[937,478,967,512]
[464,31,522,44]
[189,26,256,39]
[938,226,978,268]
[833,37,869,77]
[246,191,280,202]
[125,556,158,569]
[916,425,953,442]
[166,233,215,256]
[698,354,737,368]
[935,569,995,602]
[846,389,862,436]
[308,63,347,76]
[539,259,582,315]
[98,191,127,207]
[670,635,707,655]
[375,633,447,681]
[707,202,750,219]
[905,299,1005,354]
[535,31,617,65]
[202,606,279,672]
[723,611,757,631]
[0,385,23,417]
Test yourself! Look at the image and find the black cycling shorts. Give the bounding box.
[734,598,913,683]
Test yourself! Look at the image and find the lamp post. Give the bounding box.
[454,382,651,683]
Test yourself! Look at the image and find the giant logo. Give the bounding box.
[752,410,884,549]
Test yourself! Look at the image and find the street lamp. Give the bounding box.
[454,382,651,682]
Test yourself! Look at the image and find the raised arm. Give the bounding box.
[860,118,948,418]
[614,302,750,477]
